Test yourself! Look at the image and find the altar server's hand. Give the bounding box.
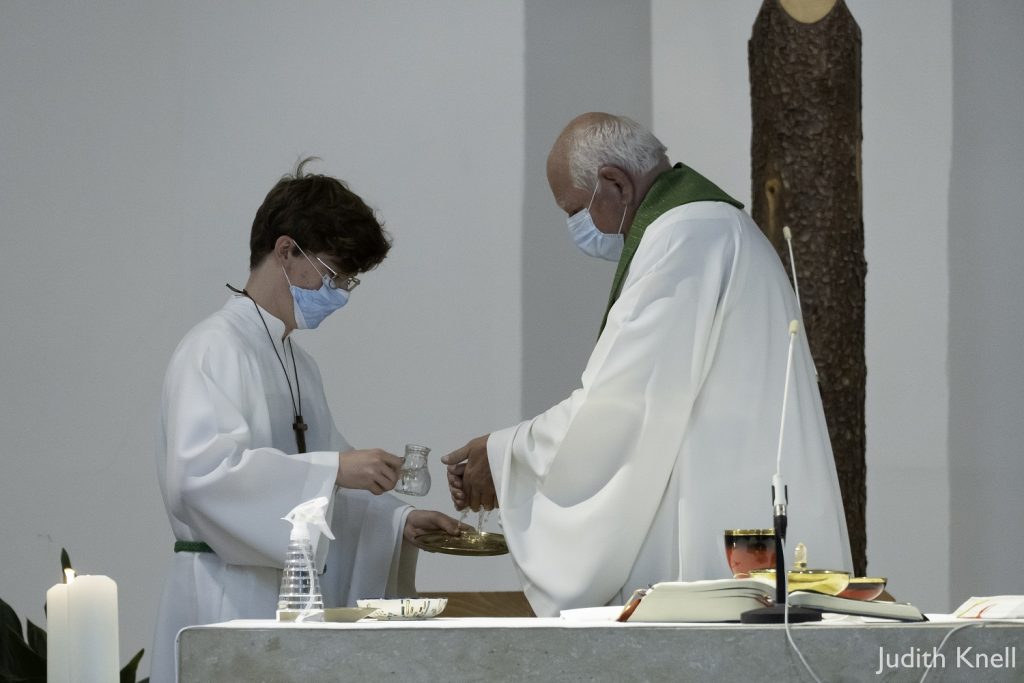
[337,449,403,494]
[403,509,470,543]
[442,435,496,511]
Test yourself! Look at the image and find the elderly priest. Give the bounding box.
[444,113,852,617]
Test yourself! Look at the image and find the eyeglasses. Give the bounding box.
[293,241,361,292]
[313,256,361,292]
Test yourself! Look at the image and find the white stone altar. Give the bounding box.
[177,616,1024,682]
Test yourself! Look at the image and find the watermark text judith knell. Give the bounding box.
[876,645,1017,675]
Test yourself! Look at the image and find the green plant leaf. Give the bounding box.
[1,626,21,679]
[0,597,24,643]
[0,598,27,678]
[120,647,145,683]
[1,623,45,682]
[25,620,46,658]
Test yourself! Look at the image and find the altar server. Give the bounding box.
[444,113,852,617]
[152,159,460,682]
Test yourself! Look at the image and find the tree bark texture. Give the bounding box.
[749,0,867,575]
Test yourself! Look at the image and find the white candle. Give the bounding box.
[47,570,119,683]
[46,571,71,683]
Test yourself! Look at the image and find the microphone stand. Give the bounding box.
[740,476,820,623]
[741,319,820,624]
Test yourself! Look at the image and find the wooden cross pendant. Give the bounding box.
[293,416,308,454]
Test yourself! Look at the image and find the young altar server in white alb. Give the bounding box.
[151,159,462,682]
[444,113,853,617]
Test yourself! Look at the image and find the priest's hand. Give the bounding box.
[337,449,403,495]
[403,509,469,543]
[442,435,496,511]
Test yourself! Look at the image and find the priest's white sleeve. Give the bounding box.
[489,210,739,615]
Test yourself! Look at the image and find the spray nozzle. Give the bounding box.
[281,496,335,542]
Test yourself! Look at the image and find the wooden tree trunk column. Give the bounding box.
[749,0,867,575]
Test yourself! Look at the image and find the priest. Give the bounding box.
[152,159,461,682]
[444,113,852,617]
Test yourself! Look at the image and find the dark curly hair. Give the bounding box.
[249,157,391,274]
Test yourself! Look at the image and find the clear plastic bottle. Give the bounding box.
[277,537,324,620]
[276,497,333,622]
[394,444,431,496]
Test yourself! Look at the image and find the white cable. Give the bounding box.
[784,610,823,683]
[779,536,823,683]
[919,624,972,682]
[775,318,821,682]
[918,620,1021,683]
[776,320,800,476]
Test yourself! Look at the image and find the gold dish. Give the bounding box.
[410,531,509,557]
[838,577,887,601]
[748,568,850,596]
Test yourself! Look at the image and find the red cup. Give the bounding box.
[724,529,776,577]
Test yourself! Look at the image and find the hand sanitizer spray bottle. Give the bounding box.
[277,496,335,622]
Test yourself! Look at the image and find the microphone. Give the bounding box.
[741,320,821,624]
[772,319,800,524]
[782,227,803,320]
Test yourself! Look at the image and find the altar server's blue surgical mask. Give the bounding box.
[566,179,627,262]
[283,244,350,329]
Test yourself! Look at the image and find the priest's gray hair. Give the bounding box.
[568,115,668,190]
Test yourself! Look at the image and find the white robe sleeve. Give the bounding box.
[321,426,417,605]
[162,332,339,568]
[489,214,737,615]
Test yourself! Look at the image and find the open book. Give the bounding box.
[621,579,927,623]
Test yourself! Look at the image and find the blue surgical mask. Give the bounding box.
[566,180,627,262]
[283,247,350,329]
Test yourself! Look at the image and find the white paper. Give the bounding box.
[953,595,1024,619]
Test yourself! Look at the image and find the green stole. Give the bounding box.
[600,163,744,331]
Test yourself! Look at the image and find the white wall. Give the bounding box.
[521,0,653,417]
[652,0,954,611]
[0,1,525,675]
[948,0,1024,605]
[859,0,954,613]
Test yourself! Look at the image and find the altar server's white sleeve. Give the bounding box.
[162,333,339,568]
[321,428,415,605]
[489,213,737,614]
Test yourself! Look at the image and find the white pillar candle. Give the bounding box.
[47,570,119,683]
[46,571,71,683]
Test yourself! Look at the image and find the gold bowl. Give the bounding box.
[748,568,850,596]
[837,577,887,601]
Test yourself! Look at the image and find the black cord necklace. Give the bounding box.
[227,284,308,453]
